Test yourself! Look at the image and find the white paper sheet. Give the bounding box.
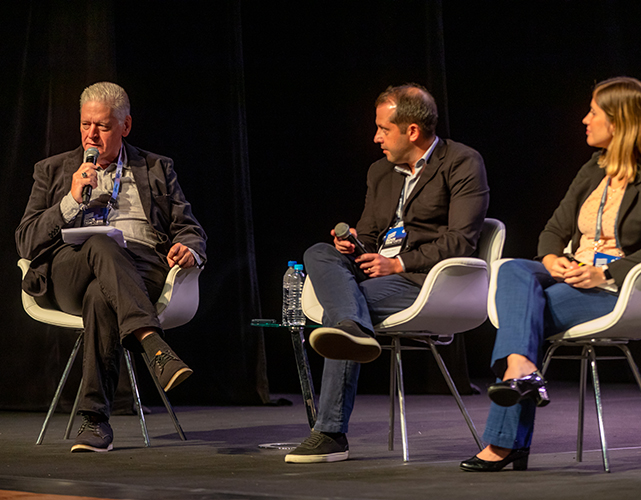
[62,226,127,248]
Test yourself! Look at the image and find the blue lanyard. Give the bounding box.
[393,181,407,225]
[594,177,623,251]
[107,148,124,210]
[393,160,425,225]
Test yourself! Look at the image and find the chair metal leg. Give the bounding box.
[36,331,83,445]
[541,341,563,375]
[429,340,483,451]
[395,341,409,462]
[577,346,588,462]
[587,346,610,472]
[125,351,151,447]
[615,344,641,393]
[64,379,83,439]
[388,338,397,452]
[141,352,187,441]
[289,326,317,429]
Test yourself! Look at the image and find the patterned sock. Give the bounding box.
[140,332,170,360]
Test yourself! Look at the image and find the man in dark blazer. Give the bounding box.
[16,82,207,453]
[285,84,489,463]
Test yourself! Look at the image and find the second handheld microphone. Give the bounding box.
[81,147,100,206]
[334,222,367,257]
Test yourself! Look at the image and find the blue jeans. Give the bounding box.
[304,243,421,433]
[483,259,618,449]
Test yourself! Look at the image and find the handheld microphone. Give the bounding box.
[81,147,99,206]
[334,222,367,256]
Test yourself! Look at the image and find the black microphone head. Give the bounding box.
[334,222,351,239]
[83,147,100,164]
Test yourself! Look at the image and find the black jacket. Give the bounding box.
[537,151,641,287]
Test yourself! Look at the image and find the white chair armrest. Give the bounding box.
[18,259,84,329]
[156,266,202,330]
[552,261,641,340]
[18,258,201,331]
[489,259,641,340]
[376,257,488,333]
[18,258,30,279]
[303,257,489,335]
[477,218,506,265]
[302,277,323,325]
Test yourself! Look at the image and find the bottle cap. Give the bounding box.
[288,261,297,267]
[294,264,304,271]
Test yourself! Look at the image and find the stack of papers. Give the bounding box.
[62,226,127,248]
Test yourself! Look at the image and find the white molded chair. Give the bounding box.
[302,218,506,461]
[487,258,641,472]
[18,258,202,447]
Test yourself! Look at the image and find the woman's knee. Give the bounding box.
[497,259,549,286]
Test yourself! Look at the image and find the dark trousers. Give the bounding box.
[44,234,170,419]
[304,243,421,433]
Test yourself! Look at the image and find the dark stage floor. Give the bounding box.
[2,381,641,500]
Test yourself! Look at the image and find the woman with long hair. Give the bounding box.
[461,76,641,472]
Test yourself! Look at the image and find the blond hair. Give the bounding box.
[593,76,641,182]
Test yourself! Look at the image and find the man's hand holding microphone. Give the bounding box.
[332,222,403,277]
[72,147,100,206]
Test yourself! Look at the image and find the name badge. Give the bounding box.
[82,206,111,227]
[593,252,621,267]
[379,225,406,258]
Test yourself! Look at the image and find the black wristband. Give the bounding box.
[603,266,614,281]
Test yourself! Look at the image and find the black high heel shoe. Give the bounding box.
[460,448,529,472]
[487,370,550,407]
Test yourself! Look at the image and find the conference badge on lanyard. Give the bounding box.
[592,178,623,267]
[379,223,407,258]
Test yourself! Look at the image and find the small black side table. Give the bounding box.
[251,319,318,429]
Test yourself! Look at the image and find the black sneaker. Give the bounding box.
[70,415,113,453]
[284,431,349,463]
[150,349,193,391]
[309,320,381,363]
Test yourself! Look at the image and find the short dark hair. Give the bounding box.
[375,83,438,136]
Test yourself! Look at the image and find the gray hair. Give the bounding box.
[80,82,130,123]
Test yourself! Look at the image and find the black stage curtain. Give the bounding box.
[0,0,269,408]
[5,1,641,411]
[241,0,475,395]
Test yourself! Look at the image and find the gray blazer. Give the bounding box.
[16,141,207,296]
[355,137,490,286]
[537,151,641,287]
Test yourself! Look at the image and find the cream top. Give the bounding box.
[574,176,626,265]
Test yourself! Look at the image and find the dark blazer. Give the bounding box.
[16,142,207,296]
[355,137,490,286]
[537,151,641,287]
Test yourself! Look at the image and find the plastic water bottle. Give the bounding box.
[287,264,306,327]
[282,261,297,326]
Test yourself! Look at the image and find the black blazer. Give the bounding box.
[355,137,490,286]
[537,151,641,287]
[16,142,207,296]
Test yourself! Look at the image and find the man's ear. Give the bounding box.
[407,123,421,142]
[122,115,132,137]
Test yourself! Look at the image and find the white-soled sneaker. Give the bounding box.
[285,431,349,463]
[309,320,381,363]
[70,415,113,453]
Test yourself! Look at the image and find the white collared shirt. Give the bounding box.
[383,137,439,269]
